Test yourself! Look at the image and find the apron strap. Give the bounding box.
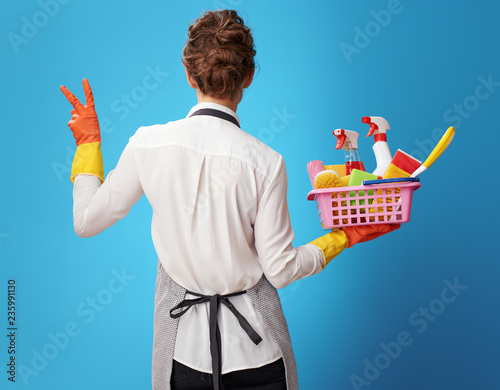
[189,108,240,128]
[170,290,262,390]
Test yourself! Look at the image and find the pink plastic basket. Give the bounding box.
[307,181,421,229]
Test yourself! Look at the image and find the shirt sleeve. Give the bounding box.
[73,143,144,237]
[253,156,325,289]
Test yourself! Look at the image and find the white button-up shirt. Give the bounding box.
[73,102,325,374]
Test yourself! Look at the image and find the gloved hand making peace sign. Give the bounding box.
[60,79,104,183]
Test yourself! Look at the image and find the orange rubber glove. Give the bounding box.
[60,79,104,183]
[343,224,400,248]
[61,79,101,145]
[309,224,400,266]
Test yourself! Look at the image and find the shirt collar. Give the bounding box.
[187,102,240,126]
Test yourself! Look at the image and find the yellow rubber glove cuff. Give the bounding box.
[309,230,349,266]
[70,142,104,183]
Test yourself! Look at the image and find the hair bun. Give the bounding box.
[182,10,256,99]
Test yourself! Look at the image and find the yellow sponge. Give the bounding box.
[340,175,350,187]
[324,164,346,178]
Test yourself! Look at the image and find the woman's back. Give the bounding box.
[129,102,286,294]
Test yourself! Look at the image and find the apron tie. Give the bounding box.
[170,290,262,390]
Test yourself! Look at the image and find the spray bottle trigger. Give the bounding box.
[333,129,346,150]
[367,124,378,137]
[336,135,346,150]
[362,116,379,137]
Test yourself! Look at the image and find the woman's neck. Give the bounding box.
[196,90,241,113]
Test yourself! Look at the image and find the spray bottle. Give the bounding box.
[362,116,392,177]
[332,129,365,175]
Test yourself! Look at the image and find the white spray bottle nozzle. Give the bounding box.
[333,129,359,150]
[362,116,390,138]
[362,116,392,176]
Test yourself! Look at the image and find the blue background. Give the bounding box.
[1,0,499,389]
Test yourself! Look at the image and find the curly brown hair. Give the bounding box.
[182,10,256,100]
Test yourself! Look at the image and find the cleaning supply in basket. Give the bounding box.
[314,170,341,189]
[383,149,422,179]
[411,126,456,177]
[378,150,421,213]
[307,160,325,188]
[340,175,350,187]
[347,169,378,207]
[386,126,455,221]
[332,129,366,175]
[324,164,347,178]
[362,116,392,177]
[348,169,379,185]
